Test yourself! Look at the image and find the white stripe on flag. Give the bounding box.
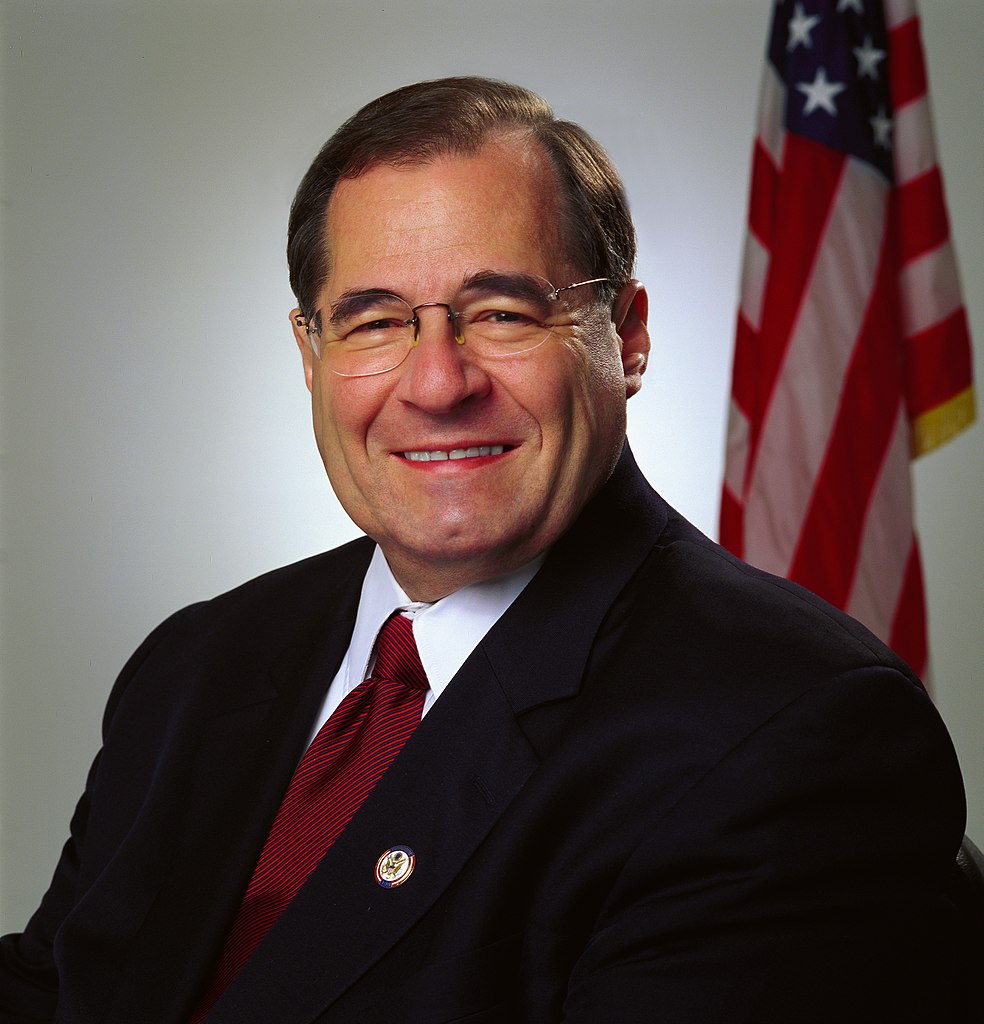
[845,402,914,642]
[758,63,785,169]
[739,230,770,332]
[899,240,964,338]
[883,0,918,32]
[893,96,937,184]
[724,398,751,502]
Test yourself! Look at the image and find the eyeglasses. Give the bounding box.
[296,272,610,377]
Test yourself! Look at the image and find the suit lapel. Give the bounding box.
[209,446,667,1022]
[103,544,374,1023]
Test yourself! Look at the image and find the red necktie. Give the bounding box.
[189,613,428,1021]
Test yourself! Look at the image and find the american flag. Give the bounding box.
[720,0,975,679]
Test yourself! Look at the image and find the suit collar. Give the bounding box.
[483,441,666,717]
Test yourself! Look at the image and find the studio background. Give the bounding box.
[1,0,980,928]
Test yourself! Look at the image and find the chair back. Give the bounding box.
[952,834,984,1017]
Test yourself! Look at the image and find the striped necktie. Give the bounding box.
[189,612,428,1021]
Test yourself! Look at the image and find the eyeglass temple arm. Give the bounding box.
[547,277,610,300]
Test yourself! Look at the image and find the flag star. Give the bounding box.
[787,2,821,51]
[870,107,893,148]
[853,34,886,78]
[838,0,864,13]
[796,66,847,116]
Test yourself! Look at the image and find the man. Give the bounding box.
[0,77,967,1022]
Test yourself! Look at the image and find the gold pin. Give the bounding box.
[375,845,416,888]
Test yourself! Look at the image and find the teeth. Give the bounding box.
[404,445,505,462]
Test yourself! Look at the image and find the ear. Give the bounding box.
[290,308,316,394]
[612,280,650,399]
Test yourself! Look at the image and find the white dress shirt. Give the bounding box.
[307,545,544,742]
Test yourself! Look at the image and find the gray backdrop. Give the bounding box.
[2,0,981,928]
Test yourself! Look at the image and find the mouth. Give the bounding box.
[400,444,511,462]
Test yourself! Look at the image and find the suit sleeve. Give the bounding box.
[0,606,201,1023]
[560,666,966,1024]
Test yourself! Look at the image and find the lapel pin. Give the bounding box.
[375,845,416,888]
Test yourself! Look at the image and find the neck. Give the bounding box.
[383,547,545,603]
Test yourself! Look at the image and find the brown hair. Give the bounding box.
[286,77,636,318]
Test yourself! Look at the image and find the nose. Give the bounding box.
[393,303,491,413]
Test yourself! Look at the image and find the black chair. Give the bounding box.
[951,834,984,1016]
[956,834,984,899]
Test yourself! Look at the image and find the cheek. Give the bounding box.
[560,332,624,428]
[310,379,371,494]
[312,374,386,447]
[560,335,628,481]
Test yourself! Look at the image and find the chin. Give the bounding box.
[400,522,537,567]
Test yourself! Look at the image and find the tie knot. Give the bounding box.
[371,613,428,692]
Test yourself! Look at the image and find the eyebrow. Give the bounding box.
[459,270,552,303]
[327,289,403,328]
[325,270,553,325]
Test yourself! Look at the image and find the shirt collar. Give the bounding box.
[345,545,544,705]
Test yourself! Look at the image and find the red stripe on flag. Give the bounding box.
[786,234,902,608]
[896,168,949,264]
[904,307,973,418]
[719,485,744,559]
[889,540,928,678]
[748,140,780,250]
[751,138,846,450]
[888,17,928,109]
[731,312,759,428]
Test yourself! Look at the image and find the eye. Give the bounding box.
[479,308,539,326]
[464,295,550,330]
[348,316,409,335]
[335,306,413,343]
[329,293,413,340]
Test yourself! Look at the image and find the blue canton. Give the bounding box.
[768,0,894,181]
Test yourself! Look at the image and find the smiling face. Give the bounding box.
[292,136,649,600]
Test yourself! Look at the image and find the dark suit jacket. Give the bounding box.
[0,446,967,1023]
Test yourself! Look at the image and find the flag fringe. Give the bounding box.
[910,386,977,457]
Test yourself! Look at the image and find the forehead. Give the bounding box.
[321,139,569,299]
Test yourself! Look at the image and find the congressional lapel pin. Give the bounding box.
[375,845,416,888]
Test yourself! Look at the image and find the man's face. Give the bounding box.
[292,137,648,600]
